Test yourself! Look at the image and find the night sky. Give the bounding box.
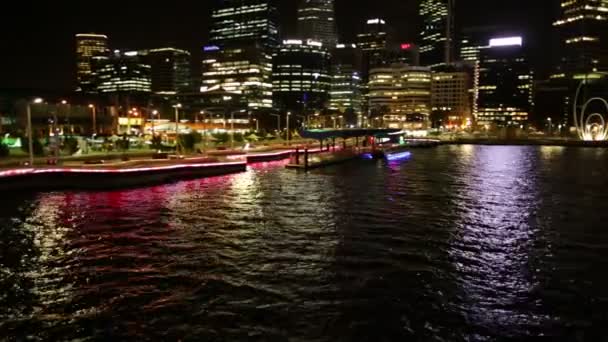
[0,0,552,92]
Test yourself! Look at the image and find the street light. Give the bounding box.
[286,111,291,145]
[26,98,44,166]
[88,104,97,134]
[60,100,71,135]
[174,103,182,154]
[151,110,158,136]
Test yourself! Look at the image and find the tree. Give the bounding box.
[0,143,9,158]
[20,136,44,156]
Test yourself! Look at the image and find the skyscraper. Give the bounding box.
[357,18,390,66]
[553,0,608,77]
[272,39,331,112]
[419,0,454,68]
[76,33,109,93]
[297,0,338,47]
[477,37,534,127]
[202,0,279,109]
[330,44,363,126]
[140,48,192,95]
[92,50,152,94]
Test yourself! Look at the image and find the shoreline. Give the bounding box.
[440,139,608,148]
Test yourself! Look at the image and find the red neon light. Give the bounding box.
[401,43,412,50]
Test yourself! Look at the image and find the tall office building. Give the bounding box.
[357,18,391,71]
[459,26,520,117]
[368,64,432,128]
[330,44,363,125]
[272,40,331,112]
[431,66,471,128]
[419,0,454,68]
[76,33,109,92]
[477,37,534,127]
[93,50,152,94]
[553,0,608,78]
[139,48,191,95]
[297,0,338,47]
[202,0,279,109]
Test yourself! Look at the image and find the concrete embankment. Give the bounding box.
[0,158,246,191]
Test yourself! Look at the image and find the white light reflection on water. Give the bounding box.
[23,194,73,310]
[449,146,544,337]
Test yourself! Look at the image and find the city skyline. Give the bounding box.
[0,0,550,91]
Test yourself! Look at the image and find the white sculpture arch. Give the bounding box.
[573,79,608,141]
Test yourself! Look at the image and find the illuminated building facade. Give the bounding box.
[459,26,520,118]
[202,0,279,109]
[431,68,471,128]
[140,48,191,95]
[477,37,534,127]
[272,40,331,111]
[297,0,338,47]
[368,64,432,128]
[76,33,109,93]
[553,0,608,78]
[419,0,453,68]
[357,18,391,73]
[93,50,152,94]
[330,44,363,125]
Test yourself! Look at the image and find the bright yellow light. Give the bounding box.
[61,100,68,105]
[33,98,44,104]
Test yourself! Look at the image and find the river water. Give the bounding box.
[1,145,608,341]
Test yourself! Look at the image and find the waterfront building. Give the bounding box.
[272,39,331,112]
[76,33,110,93]
[477,37,534,127]
[329,44,363,126]
[431,66,472,128]
[419,0,454,68]
[139,48,192,95]
[201,0,279,110]
[368,64,432,129]
[553,0,608,78]
[297,0,338,47]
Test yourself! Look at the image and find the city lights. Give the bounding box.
[489,36,523,47]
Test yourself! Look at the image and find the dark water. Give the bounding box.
[2,145,608,341]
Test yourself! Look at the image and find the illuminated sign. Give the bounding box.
[401,43,412,50]
[203,45,220,52]
[306,39,323,47]
[367,18,386,25]
[489,37,523,47]
[124,51,138,56]
[283,39,303,45]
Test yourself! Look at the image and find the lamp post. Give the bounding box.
[26,98,44,166]
[61,100,71,136]
[286,112,291,145]
[174,103,182,154]
[200,110,207,154]
[88,104,97,135]
[230,110,235,150]
[151,110,158,136]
